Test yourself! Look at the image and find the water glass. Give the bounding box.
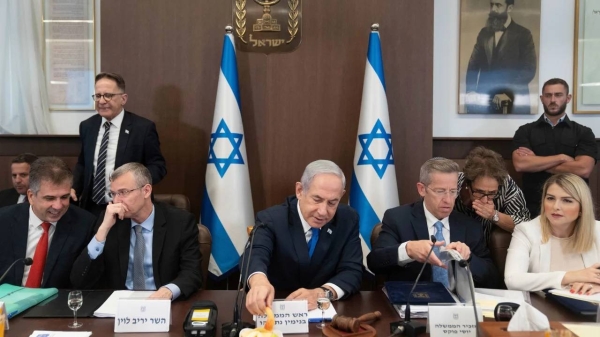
[68,290,83,328]
[316,290,332,329]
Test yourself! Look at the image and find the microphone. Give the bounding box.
[222,221,264,337]
[0,257,33,284]
[390,235,437,337]
[457,260,480,337]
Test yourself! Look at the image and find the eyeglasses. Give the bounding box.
[108,186,143,199]
[425,186,459,198]
[468,185,499,200]
[92,93,125,101]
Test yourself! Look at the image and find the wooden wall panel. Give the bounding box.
[96,0,434,215]
[433,139,600,212]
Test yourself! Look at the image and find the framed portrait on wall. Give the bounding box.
[573,0,600,114]
[458,0,541,115]
[43,0,96,110]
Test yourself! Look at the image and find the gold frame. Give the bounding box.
[573,0,600,114]
[42,0,97,111]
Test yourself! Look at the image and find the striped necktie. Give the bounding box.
[92,121,111,204]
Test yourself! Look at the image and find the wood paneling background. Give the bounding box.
[94,0,434,215]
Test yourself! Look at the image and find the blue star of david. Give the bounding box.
[207,119,244,178]
[357,119,394,178]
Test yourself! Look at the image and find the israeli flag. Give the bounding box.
[349,26,399,268]
[201,30,254,279]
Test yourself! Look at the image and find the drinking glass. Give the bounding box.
[495,304,515,322]
[316,290,332,329]
[68,290,83,328]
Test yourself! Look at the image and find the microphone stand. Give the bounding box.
[458,260,480,337]
[0,257,33,284]
[390,235,437,337]
[222,222,263,337]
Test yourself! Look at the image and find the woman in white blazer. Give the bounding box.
[505,173,600,294]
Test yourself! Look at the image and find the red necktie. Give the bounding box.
[25,222,51,288]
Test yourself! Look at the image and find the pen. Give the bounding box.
[308,318,332,323]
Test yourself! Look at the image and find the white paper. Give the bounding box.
[30,332,92,337]
[549,288,600,304]
[93,290,155,317]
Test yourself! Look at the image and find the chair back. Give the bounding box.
[154,194,190,211]
[370,223,383,248]
[198,224,212,288]
[489,226,512,288]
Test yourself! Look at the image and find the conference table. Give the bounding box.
[7,290,596,336]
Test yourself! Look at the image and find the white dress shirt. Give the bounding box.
[397,203,450,265]
[22,207,57,286]
[17,194,26,203]
[92,109,124,203]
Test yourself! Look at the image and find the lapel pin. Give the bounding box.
[327,228,332,234]
[125,129,130,134]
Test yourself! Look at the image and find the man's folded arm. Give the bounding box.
[546,155,595,178]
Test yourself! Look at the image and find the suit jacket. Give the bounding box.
[70,202,202,299]
[244,196,363,298]
[505,217,600,292]
[0,203,95,288]
[73,111,167,210]
[0,188,20,208]
[367,201,499,288]
[466,19,536,114]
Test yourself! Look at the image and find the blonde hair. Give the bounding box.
[540,173,595,253]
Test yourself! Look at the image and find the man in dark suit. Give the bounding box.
[0,157,95,288]
[244,160,363,315]
[465,0,536,114]
[71,163,201,300]
[71,72,166,216]
[367,158,499,289]
[0,153,38,208]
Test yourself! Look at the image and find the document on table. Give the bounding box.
[30,332,92,337]
[472,288,528,318]
[549,288,600,304]
[562,323,600,336]
[93,290,155,317]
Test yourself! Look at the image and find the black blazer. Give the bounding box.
[367,200,499,288]
[0,188,20,208]
[0,203,95,288]
[70,202,202,299]
[73,111,167,209]
[243,196,363,298]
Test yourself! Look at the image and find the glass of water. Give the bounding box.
[68,290,83,328]
[316,290,332,329]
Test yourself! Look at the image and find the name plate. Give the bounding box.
[114,298,171,333]
[255,300,308,333]
[428,304,481,337]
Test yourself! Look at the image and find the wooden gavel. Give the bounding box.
[330,311,382,333]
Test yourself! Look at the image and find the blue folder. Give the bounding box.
[384,281,455,305]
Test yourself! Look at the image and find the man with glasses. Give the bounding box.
[454,147,529,244]
[367,158,499,288]
[72,72,166,217]
[71,163,201,299]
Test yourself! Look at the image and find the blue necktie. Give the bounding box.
[308,228,319,258]
[432,221,449,288]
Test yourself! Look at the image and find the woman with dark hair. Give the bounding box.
[505,173,600,294]
[455,146,530,243]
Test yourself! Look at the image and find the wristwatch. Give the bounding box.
[492,210,499,223]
